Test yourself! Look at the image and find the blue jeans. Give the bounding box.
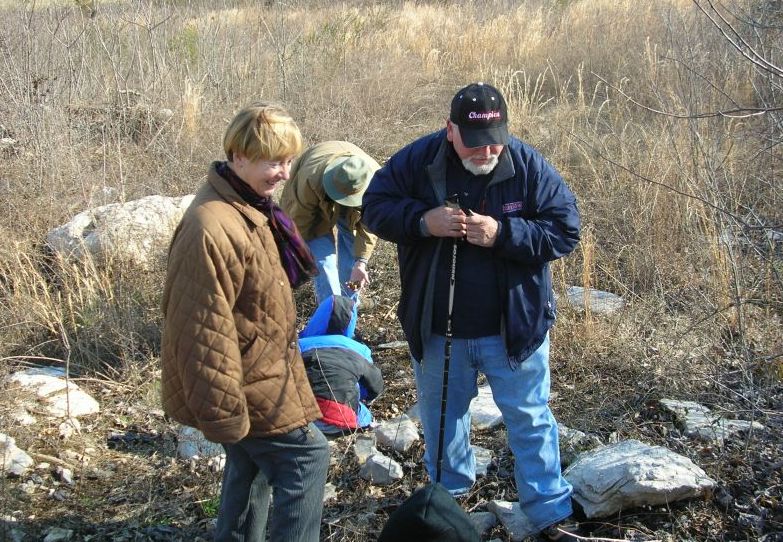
[214,423,329,542]
[413,333,573,532]
[306,219,355,305]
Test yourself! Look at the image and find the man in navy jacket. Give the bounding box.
[362,83,582,540]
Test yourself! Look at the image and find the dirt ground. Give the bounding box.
[1,264,782,542]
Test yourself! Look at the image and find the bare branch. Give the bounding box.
[592,73,783,119]
[694,0,783,78]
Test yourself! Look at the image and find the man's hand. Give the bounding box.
[465,212,499,247]
[348,260,370,291]
[422,206,467,238]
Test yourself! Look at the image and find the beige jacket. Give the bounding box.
[280,141,378,261]
[160,164,321,443]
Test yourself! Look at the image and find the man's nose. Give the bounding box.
[474,145,492,157]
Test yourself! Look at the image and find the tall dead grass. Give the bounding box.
[0,0,779,399]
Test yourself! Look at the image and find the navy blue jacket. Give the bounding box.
[361,130,580,365]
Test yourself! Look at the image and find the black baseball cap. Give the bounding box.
[449,82,509,148]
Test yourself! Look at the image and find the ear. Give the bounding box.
[445,120,455,142]
[233,153,248,168]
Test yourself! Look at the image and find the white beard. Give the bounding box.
[462,155,499,176]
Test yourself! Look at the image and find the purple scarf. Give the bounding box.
[215,161,318,289]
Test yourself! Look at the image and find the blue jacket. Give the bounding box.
[361,130,580,365]
[299,295,383,431]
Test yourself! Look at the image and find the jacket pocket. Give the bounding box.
[240,334,258,356]
[242,334,286,384]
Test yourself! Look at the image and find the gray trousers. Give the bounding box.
[214,423,330,542]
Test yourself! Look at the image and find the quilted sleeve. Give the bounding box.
[163,221,251,444]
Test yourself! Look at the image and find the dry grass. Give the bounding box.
[0,0,781,540]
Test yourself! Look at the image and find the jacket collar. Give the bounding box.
[207,162,269,228]
[426,131,516,201]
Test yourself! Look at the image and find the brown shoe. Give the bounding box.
[539,518,585,541]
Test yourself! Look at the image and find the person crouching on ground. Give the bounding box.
[299,294,384,435]
[160,102,329,542]
[362,83,584,541]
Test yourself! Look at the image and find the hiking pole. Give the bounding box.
[435,194,463,484]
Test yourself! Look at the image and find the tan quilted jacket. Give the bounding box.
[160,164,321,443]
[279,141,378,261]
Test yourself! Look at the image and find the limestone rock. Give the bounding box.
[353,433,379,465]
[408,386,504,430]
[323,482,337,502]
[470,385,503,430]
[43,527,73,542]
[6,367,100,418]
[659,399,764,443]
[565,439,716,518]
[486,500,537,541]
[176,426,223,459]
[473,445,493,477]
[558,424,603,467]
[359,453,403,485]
[564,286,625,315]
[46,194,194,269]
[375,415,419,453]
[0,434,34,477]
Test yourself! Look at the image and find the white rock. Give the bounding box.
[558,424,602,467]
[565,439,716,518]
[207,454,226,472]
[176,426,223,460]
[56,466,74,485]
[564,286,625,315]
[405,403,420,422]
[487,500,537,541]
[43,527,73,542]
[44,388,100,418]
[11,408,36,426]
[323,482,337,502]
[7,366,66,390]
[375,415,419,453]
[7,368,100,418]
[46,194,195,269]
[0,433,34,476]
[0,137,18,151]
[353,433,379,465]
[473,445,493,477]
[407,386,503,430]
[659,399,764,443]
[470,386,503,430]
[359,453,403,485]
[59,418,82,439]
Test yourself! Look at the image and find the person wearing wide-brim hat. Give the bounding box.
[280,141,380,304]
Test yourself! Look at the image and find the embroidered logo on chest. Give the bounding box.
[502,201,524,213]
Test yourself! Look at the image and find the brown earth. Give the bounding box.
[1,246,781,542]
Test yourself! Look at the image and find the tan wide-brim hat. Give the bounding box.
[322,154,381,207]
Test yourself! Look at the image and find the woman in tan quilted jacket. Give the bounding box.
[161,102,329,542]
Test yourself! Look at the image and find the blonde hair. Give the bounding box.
[223,102,303,162]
